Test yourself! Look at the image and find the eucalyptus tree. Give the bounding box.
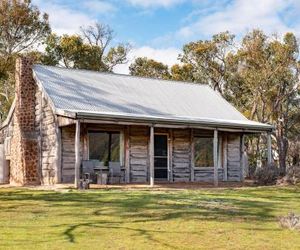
[0,0,50,121]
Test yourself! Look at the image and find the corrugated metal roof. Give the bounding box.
[32,65,272,131]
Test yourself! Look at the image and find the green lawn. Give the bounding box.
[0,186,299,250]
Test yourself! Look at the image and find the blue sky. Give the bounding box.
[33,0,300,73]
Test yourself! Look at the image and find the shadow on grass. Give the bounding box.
[0,186,299,245]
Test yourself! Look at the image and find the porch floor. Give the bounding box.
[1,180,255,191]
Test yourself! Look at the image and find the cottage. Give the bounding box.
[0,57,273,187]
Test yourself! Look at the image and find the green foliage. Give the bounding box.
[225,30,300,174]
[179,31,235,92]
[0,0,50,121]
[42,22,130,72]
[129,57,171,79]
[171,63,195,82]
[0,0,50,55]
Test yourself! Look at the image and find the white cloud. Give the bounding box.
[176,0,300,39]
[33,0,117,36]
[83,0,117,13]
[33,1,95,35]
[114,46,180,74]
[126,0,185,8]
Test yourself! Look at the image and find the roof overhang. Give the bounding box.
[56,109,273,133]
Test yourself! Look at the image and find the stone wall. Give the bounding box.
[10,57,39,185]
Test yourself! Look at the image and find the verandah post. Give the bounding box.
[149,125,154,187]
[267,132,272,165]
[213,129,218,187]
[74,120,81,188]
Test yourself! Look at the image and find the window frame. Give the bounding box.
[87,130,123,166]
[193,135,215,169]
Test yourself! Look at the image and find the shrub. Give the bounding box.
[279,212,300,231]
[254,163,279,185]
[284,164,300,185]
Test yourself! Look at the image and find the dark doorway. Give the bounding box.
[154,134,168,180]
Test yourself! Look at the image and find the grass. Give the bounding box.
[0,186,300,250]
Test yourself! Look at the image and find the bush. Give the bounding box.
[284,164,300,185]
[279,212,300,231]
[254,163,279,185]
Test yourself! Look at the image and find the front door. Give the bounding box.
[154,134,168,180]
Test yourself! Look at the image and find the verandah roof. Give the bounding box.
[32,65,273,132]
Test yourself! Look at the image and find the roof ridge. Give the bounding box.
[33,64,211,88]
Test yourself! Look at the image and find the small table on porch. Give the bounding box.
[93,166,109,184]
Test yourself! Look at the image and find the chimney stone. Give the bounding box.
[10,57,39,185]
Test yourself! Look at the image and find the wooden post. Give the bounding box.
[213,129,218,187]
[241,134,245,181]
[125,126,130,183]
[169,129,173,182]
[267,132,272,165]
[190,128,195,182]
[55,126,61,184]
[74,120,81,188]
[223,135,228,181]
[149,126,154,187]
[218,136,222,169]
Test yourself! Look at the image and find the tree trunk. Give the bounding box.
[276,134,288,176]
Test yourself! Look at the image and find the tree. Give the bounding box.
[0,0,50,121]
[0,0,50,55]
[129,57,171,79]
[171,63,195,82]
[225,30,300,175]
[179,31,235,93]
[43,22,130,72]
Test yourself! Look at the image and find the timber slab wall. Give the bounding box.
[58,124,243,184]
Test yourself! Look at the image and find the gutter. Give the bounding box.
[72,111,274,133]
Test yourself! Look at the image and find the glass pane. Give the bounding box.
[110,133,120,162]
[154,135,168,156]
[194,137,214,167]
[154,158,168,169]
[89,132,109,164]
[154,158,168,179]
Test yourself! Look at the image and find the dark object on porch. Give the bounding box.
[81,160,96,182]
[79,174,91,189]
[108,162,122,184]
[254,163,279,185]
[96,172,108,185]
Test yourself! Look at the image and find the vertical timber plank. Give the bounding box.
[149,126,154,186]
[267,132,272,165]
[214,129,218,186]
[169,129,173,182]
[125,126,130,183]
[223,135,228,181]
[190,128,195,182]
[74,120,81,188]
[241,134,245,181]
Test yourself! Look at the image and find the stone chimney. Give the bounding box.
[10,57,39,185]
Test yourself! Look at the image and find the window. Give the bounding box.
[88,131,120,165]
[194,137,214,167]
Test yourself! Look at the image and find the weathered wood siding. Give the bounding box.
[194,168,224,182]
[61,125,83,183]
[227,134,242,181]
[35,90,60,185]
[57,124,243,184]
[172,129,191,182]
[129,126,149,183]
